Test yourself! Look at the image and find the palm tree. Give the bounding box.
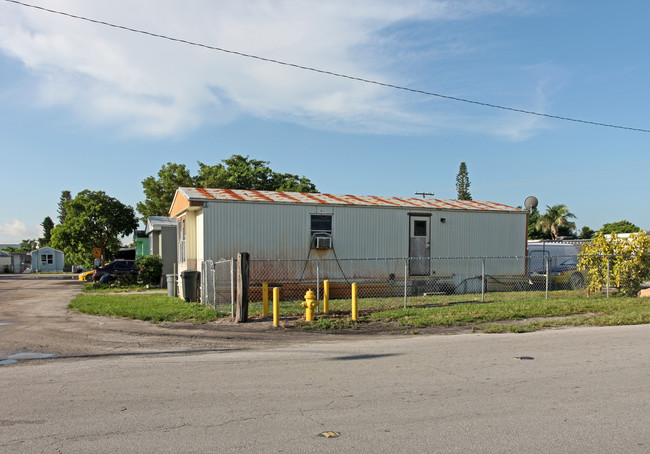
[536,204,576,240]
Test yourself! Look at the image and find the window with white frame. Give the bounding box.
[41,254,53,265]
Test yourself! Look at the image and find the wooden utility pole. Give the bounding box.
[236,252,250,323]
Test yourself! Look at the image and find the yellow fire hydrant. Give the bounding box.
[301,289,318,322]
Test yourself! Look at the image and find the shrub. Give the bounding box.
[136,255,163,286]
[579,231,650,296]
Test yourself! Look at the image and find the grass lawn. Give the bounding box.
[81,282,165,293]
[69,293,227,323]
[246,289,650,332]
[70,286,650,332]
[366,291,650,333]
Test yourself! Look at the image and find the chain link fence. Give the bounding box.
[194,255,649,315]
[244,255,648,306]
[201,259,235,313]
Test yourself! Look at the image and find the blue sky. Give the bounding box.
[1,0,649,243]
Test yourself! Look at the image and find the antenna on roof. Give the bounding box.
[524,196,538,214]
[415,192,435,199]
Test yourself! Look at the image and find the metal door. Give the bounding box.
[409,216,430,275]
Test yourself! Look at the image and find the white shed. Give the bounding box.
[30,247,65,272]
[169,188,527,289]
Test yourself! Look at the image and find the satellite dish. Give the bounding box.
[524,196,538,213]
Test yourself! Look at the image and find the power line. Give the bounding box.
[4,0,650,133]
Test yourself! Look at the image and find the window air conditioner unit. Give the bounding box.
[314,236,332,249]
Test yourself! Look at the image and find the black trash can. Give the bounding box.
[180,270,200,302]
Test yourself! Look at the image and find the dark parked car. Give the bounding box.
[92,260,138,282]
[530,256,587,290]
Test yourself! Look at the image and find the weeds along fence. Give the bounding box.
[247,255,647,305]
[249,257,526,307]
[199,255,648,313]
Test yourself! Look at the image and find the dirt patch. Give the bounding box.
[0,277,479,362]
[0,278,401,361]
[0,277,607,363]
[638,288,650,298]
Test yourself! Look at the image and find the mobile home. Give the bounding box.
[169,188,528,296]
[30,247,65,273]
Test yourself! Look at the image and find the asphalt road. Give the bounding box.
[1,277,650,452]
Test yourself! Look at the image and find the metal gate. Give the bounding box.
[201,259,235,314]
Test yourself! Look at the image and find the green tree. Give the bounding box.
[196,155,317,192]
[579,226,595,239]
[136,255,163,286]
[455,162,472,200]
[139,155,318,221]
[195,161,228,189]
[2,239,37,253]
[40,216,55,246]
[536,204,576,240]
[136,163,195,222]
[526,207,546,239]
[271,172,317,193]
[600,220,640,234]
[579,231,650,296]
[58,190,72,224]
[51,190,138,266]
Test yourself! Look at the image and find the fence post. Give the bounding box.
[273,287,280,327]
[236,252,250,323]
[262,282,269,317]
[230,258,235,316]
[211,262,216,309]
[323,279,329,314]
[404,259,409,309]
[545,255,549,300]
[200,261,205,305]
[481,258,485,303]
[316,258,320,308]
[351,282,358,321]
[606,256,610,298]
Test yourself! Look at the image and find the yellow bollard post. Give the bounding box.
[273,287,280,327]
[351,282,358,321]
[262,282,269,317]
[323,279,330,314]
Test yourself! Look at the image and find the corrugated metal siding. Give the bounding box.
[160,227,177,276]
[150,232,160,255]
[333,206,406,258]
[431,211,525,258]
[202,202,311,260]
[201,203,409,260]
[200,201,527,261]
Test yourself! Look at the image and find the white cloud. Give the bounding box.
[0,0,543,138]
[0,219,40,243]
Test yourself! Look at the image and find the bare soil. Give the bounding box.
[0,277,472,362]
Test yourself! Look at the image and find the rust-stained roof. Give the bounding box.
[175,188,523,212]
